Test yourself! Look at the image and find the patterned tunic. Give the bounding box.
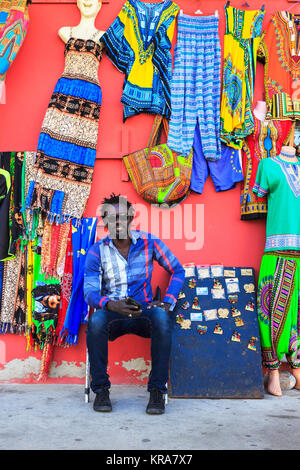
[241,117,291,220]
[258,11,300,121]
[220,5,265,149]
[24,32,104,222]
[101,0,179,121]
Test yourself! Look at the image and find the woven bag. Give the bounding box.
[123,115,193,206]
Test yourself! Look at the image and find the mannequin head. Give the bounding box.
[77,0,102,19]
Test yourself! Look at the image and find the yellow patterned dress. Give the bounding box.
[220,5,265,149]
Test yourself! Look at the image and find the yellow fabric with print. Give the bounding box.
[101,0,179,120]
[220,5,264,149]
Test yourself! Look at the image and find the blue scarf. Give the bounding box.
[60,217,97,345]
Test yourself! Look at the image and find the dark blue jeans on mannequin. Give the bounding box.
[86,305,173,394]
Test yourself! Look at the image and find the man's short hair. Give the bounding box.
[100,193,133,218]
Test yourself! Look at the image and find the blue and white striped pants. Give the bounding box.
[167,13,222,161]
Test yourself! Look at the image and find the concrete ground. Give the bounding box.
[0,383,299,451]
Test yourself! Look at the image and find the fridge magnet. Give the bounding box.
[231,307,241,318]
[213,323,223,335]
[218,308,229,319]
[190,312,203,321]
[178,291,186,300]
[213,279,223,289]
[204,309,218,321]
[212,288,226,299]
[183,263,196,278]
[231,331,241,342]
[196,287,209,296]
[211,265,224,277]
[234,317,244,327]
[224,269,236,277]
[228,294,238,304]
[192,297,201,310]
[241,268,253,276]
[197,265,211,279]
[197,325,208,335]
[244,283,255,294]
[248,337,258,351]
[188,278,197,289]
[181,301,190,310]
[180,319,192,330]
[176,314,184,325]
[245,300,255,312]
[225,278,240,293]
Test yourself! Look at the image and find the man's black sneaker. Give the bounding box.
[146,389,165,415]
[93,389,112,412]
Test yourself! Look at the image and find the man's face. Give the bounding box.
[103,204,134,240]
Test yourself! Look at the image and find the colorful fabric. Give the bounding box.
[241,117,292,220]
[257,251,300,369]
[60,217,97,345]
[167,12,221,160]
[101,0,179,121]
[0,0,29,104]
[253,156,300,251]
[220,5,265,149]
[0,169,11,260]
[258,11,300,121]
[30,239,61,349]
[84,230,185,313]
[191,121,243,194]
[0,252,20,333]
[24,33,103,222]
[12,245,27,333]
[56,223,73,342]
[40,220,71,279]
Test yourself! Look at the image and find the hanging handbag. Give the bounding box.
[123,115,193,206]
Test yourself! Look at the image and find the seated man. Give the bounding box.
[84,193,185,414]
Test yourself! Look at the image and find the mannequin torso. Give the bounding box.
[58,0,105,43]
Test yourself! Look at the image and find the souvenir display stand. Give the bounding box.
[170,265,264,398]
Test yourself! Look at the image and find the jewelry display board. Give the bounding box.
[170,264,264,398]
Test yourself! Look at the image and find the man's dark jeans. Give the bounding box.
[86,305,172,394]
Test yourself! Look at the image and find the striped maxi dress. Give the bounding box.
[167,12,222,161]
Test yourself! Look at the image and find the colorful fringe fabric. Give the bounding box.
[24,35,103,222]
[101,0,179,121]
[60,217,97,345]
[40,220,71,279]
[257,251,300,370]
[220,5,265,149]
[0,0,29,104]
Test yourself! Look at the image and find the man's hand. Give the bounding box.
[147,301,172,313]
[106,300,142,318]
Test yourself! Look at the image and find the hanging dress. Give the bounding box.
[241,117,292,220]
[254,157,300,370]
[220,5,265,149]
[258,11,300,121]
[24,29,104,222]
[101,0,179,121]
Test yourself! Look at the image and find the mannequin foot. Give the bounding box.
[267,370,282,396]
[291,369,300,390]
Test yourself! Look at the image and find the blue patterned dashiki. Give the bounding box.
[84,230,185,311]
[100,0,179,121]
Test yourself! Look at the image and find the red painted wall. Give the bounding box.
[0,0,293,384]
